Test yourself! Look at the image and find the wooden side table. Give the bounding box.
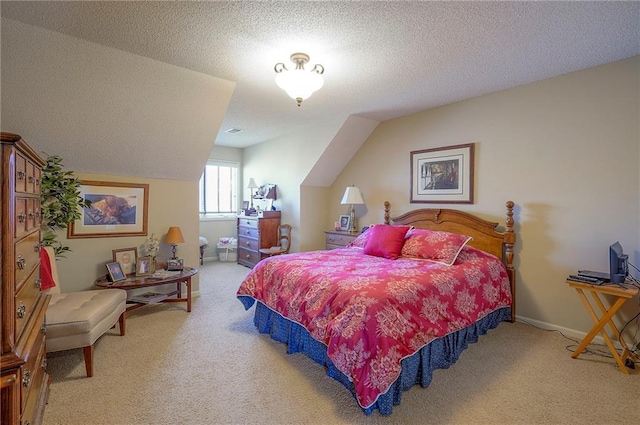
[566,279,639,374]
[95,267,198,312]
[324,230,359,250]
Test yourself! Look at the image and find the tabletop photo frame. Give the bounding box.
[112,247,138,276]
[339,215,351,231]
[105,262,126,282]
[136,256,154,277]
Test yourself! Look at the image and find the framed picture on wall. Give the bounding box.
[68,180,149,238]
[410,143,475,204]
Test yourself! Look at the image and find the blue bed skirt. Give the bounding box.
[238,296,511,415]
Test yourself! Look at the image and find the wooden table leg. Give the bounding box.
[185,277,192,312]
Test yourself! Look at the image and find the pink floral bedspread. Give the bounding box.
[237,246,512,408]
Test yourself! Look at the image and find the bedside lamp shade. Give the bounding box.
[165,226,185,260]
[340,186,365,233]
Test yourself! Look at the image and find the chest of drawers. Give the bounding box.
[1,132,51,425]
[237,212,281,268]
[324,230,359,250]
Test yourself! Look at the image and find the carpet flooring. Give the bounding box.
[42,261,639,425]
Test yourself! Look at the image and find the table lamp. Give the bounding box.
[165,226,185,260]
[340,185,365,233]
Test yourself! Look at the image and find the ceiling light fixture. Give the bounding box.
[274,52,324,107]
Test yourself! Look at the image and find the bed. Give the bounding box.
[237,201,516,415]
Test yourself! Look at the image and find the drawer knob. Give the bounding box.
[246,230,250,234]
[41,358,47,371]
[17,170,26,180]
[22,369,31,388]
[246,241,250,246]
[17,255,26,270]
[36,278,42,289]
[28,175,35,183]
[41,322,46,334]
[18,213,27,223]
[34,242,40,252]
[245,254,250,259]
[17,301,27,319]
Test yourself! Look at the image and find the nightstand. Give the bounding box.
[324,230,359,250]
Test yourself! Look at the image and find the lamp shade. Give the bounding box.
[340,186,365,205]
[165,227,185,244]
[247,178,258,189]
[275,70,324,102]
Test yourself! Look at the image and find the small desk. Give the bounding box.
[95,267,198,312]
[566,279,639,374]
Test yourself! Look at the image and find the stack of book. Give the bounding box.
[128,292,168,304]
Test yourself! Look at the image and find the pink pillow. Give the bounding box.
[363,225,411,259]
[346,225,376,248]
[401,228,472,266]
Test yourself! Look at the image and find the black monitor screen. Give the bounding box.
[609,241,628,283]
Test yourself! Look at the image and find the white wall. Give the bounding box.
[330,56,640,337]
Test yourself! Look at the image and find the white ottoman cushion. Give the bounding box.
[46,289,127,353]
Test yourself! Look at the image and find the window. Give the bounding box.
[199,161,238,217]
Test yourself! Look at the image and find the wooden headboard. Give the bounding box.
[385,201,516,322]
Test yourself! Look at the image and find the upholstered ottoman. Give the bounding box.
[46,289,127,377]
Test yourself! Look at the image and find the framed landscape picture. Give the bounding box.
[410,143,475,204]
[68,181,149,238]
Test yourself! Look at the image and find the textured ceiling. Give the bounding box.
[2,1,639,148]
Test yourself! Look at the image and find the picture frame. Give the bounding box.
[339,215,351,231]
[410,143,475,204]
[112,247,138,276]
[68,180,149,238]
[167,258,184,271]
[105,262,126,282]
[136,256,154,276]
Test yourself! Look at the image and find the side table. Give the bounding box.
[95,267,198,312]
[566,279,639,374]
[324,230,359,250]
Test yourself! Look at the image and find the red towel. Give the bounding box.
[39,246,57,291]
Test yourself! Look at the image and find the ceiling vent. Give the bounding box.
[225,128,243,134]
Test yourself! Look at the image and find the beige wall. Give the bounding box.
[329,56,640,338]
[55,172,200,294]
[243,117,347,252]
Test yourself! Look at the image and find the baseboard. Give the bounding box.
[515,315,624,350]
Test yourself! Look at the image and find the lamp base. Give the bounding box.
[349,206,358,233]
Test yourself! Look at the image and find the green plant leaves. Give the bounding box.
[40,155,91,257]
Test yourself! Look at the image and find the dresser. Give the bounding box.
[237,211,281,268]
[1,132,51,425]
[324,230,359,250]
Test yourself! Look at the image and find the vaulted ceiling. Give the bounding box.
[3,1,638,150]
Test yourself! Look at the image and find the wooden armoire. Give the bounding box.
[1,132,51,425]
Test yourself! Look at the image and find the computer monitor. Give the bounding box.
[609,241,628,284]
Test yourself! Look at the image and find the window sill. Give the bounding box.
[199,214,237,222]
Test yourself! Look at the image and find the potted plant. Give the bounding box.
[40,155,91,257]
